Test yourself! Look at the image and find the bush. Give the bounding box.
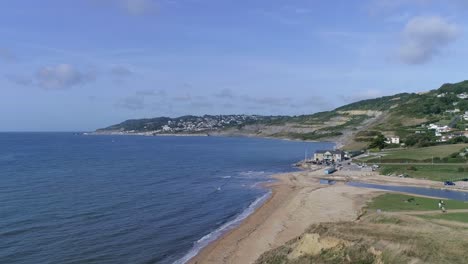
[369,134,387,149]
[407,166,418,171]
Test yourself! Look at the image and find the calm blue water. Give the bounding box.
[0,133,333,264]
[348,182,468,202]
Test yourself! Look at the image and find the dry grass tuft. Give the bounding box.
[255,213,468,264]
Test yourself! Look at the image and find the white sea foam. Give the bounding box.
[239,170,265,176]
[173,191,272,264]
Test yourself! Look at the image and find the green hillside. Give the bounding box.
[97,80,468,150]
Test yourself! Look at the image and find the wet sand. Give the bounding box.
[189,171,381,264]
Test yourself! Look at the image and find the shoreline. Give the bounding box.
[187,168,464,264]
[85,132,334,144]
[174,191,272,264]
[188,171,381,264]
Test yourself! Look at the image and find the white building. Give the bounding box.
[385,137,400,144]
[436,126,451,133]
[445,109,461,113]
[314,150,345,162]
[428,124,451,134]
[464,111,468,121]
[457,93,468,99]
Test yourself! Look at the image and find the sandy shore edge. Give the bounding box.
[188,170,385,264]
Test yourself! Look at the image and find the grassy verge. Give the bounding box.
[367,193,468,212]
[380,164,468,181]
[419,213,468,223]
[363,143,468,163]
[384,144,468,160]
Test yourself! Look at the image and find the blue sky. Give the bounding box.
[1,0,468,131]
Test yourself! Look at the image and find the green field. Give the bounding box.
[380,164,468,181]
[381,144,468,161]
[419,212,468,223]
[367,193,468,212]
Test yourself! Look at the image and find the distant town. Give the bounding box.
[94,115,273,136]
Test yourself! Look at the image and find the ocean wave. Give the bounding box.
[239,170,265,176]
[173,191,272,264]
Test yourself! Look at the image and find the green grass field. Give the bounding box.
[367,193,468,212]
[380,164,468,181]
[419,212,468,223]
[353,144,468,164]
[382,143,468,161]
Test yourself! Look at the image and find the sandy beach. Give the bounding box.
[190,170,388,264]
[189,166,466,264]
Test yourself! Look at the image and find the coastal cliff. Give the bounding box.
[97,80,468,150]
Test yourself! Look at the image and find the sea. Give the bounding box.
[0,133,333,264]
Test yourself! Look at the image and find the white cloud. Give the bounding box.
[369,0,431,15]
[36,64,96,89]
[116,95,146,110]
[135,89,166,97]
[398,16,460,64]
[4,74,32,86]
[91,0,157,16]
[121,0,156,15]
[117,89,166,110]
[214,88,235,99]
[110,65,133,77]
[0,48,16,62]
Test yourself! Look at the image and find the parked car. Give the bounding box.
[444,181,456,186]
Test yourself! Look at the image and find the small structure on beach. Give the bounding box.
[314,150,345,162]
[324,167,337,175]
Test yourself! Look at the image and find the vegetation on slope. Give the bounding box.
[256,194,468,264]
[255,214,468,264]
[366,193,468,212]
[98,80,468,151]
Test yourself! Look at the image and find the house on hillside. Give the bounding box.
[428,124,451,134]
[457,93,468,99]
[464,111,468,121]
[445,109,461,114]
[314,150,345,162]
[385,137,400,144]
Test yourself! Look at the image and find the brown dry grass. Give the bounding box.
[255,212,468,264]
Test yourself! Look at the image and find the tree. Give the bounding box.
[369,134,387,150]
[458,100,468,112]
